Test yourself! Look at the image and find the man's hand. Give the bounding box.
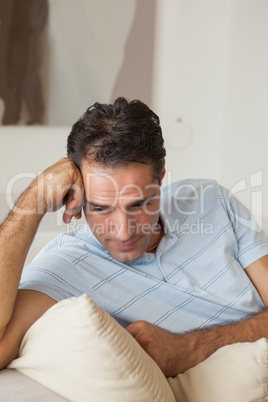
[29,157,84,223]
[126,321,191,377]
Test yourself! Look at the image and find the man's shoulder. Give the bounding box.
[35,224,96,256]
[26,223,109,268]
[161,178,223,199]
[160,178,229,231]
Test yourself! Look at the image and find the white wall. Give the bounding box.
[152,0,268,232]
[219,0,268,229]
[0,127,82,253]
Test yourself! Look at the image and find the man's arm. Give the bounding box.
[0,158,83,369]
[126,255,268,377]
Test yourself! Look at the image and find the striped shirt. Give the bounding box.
[19,179,268,333]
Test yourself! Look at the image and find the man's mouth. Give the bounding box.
[113,237,140,250]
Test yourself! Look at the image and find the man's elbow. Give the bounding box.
[0,338,20,370]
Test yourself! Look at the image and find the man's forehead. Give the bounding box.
[81,159,154,174]
[81,161,158,191]
[80,161,160,205]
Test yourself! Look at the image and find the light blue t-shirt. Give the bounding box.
[19,179,268,333]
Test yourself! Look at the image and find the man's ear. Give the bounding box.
[159,161,166,186]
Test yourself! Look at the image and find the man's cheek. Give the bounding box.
[94,224,106,236]
[86,218,106,236]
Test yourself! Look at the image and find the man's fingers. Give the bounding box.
[126,323,137,337]
[63,190,83,224]
[63,206,82,224]
[126,321,149,339]
[73,211,82,220]
[37,158,84,215]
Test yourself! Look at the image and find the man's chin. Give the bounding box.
[107,247,145,263]
[101,236,146,262]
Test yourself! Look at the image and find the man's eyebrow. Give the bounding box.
[128,194,156,207]
[84,199,111,208]
[84,194,157,208]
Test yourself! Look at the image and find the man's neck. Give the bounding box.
[146,219,165,254]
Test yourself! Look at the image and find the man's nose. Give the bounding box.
[109,211,136,241]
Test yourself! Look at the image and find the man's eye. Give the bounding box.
[133,201,152,209]
[92,207,108,214]
[133,203,142,209]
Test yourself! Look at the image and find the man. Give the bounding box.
[1,97,268,377]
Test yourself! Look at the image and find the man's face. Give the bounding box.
[81,162,164,263]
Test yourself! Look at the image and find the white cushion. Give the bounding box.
[168,337,268,402]
[8,294,175,402]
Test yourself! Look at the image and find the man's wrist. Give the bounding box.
[172,331,208,373]
[12,181,46,221]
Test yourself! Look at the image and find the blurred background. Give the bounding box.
[1,0,268,239]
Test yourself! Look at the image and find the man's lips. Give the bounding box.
[113,237,140,250]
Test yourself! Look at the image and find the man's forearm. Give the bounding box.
[0,158,84,340]
[0,183,43,337]
[173,307,268,375]
[127,307,268,377]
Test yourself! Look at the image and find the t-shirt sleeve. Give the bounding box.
[18,235,99,303]
[222,186,268,268]
[19,254,81,301]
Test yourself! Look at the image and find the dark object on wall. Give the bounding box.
[0,0,48,125]
[111,0,156,107]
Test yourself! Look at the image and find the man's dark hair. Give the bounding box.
[67,97,166,182]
